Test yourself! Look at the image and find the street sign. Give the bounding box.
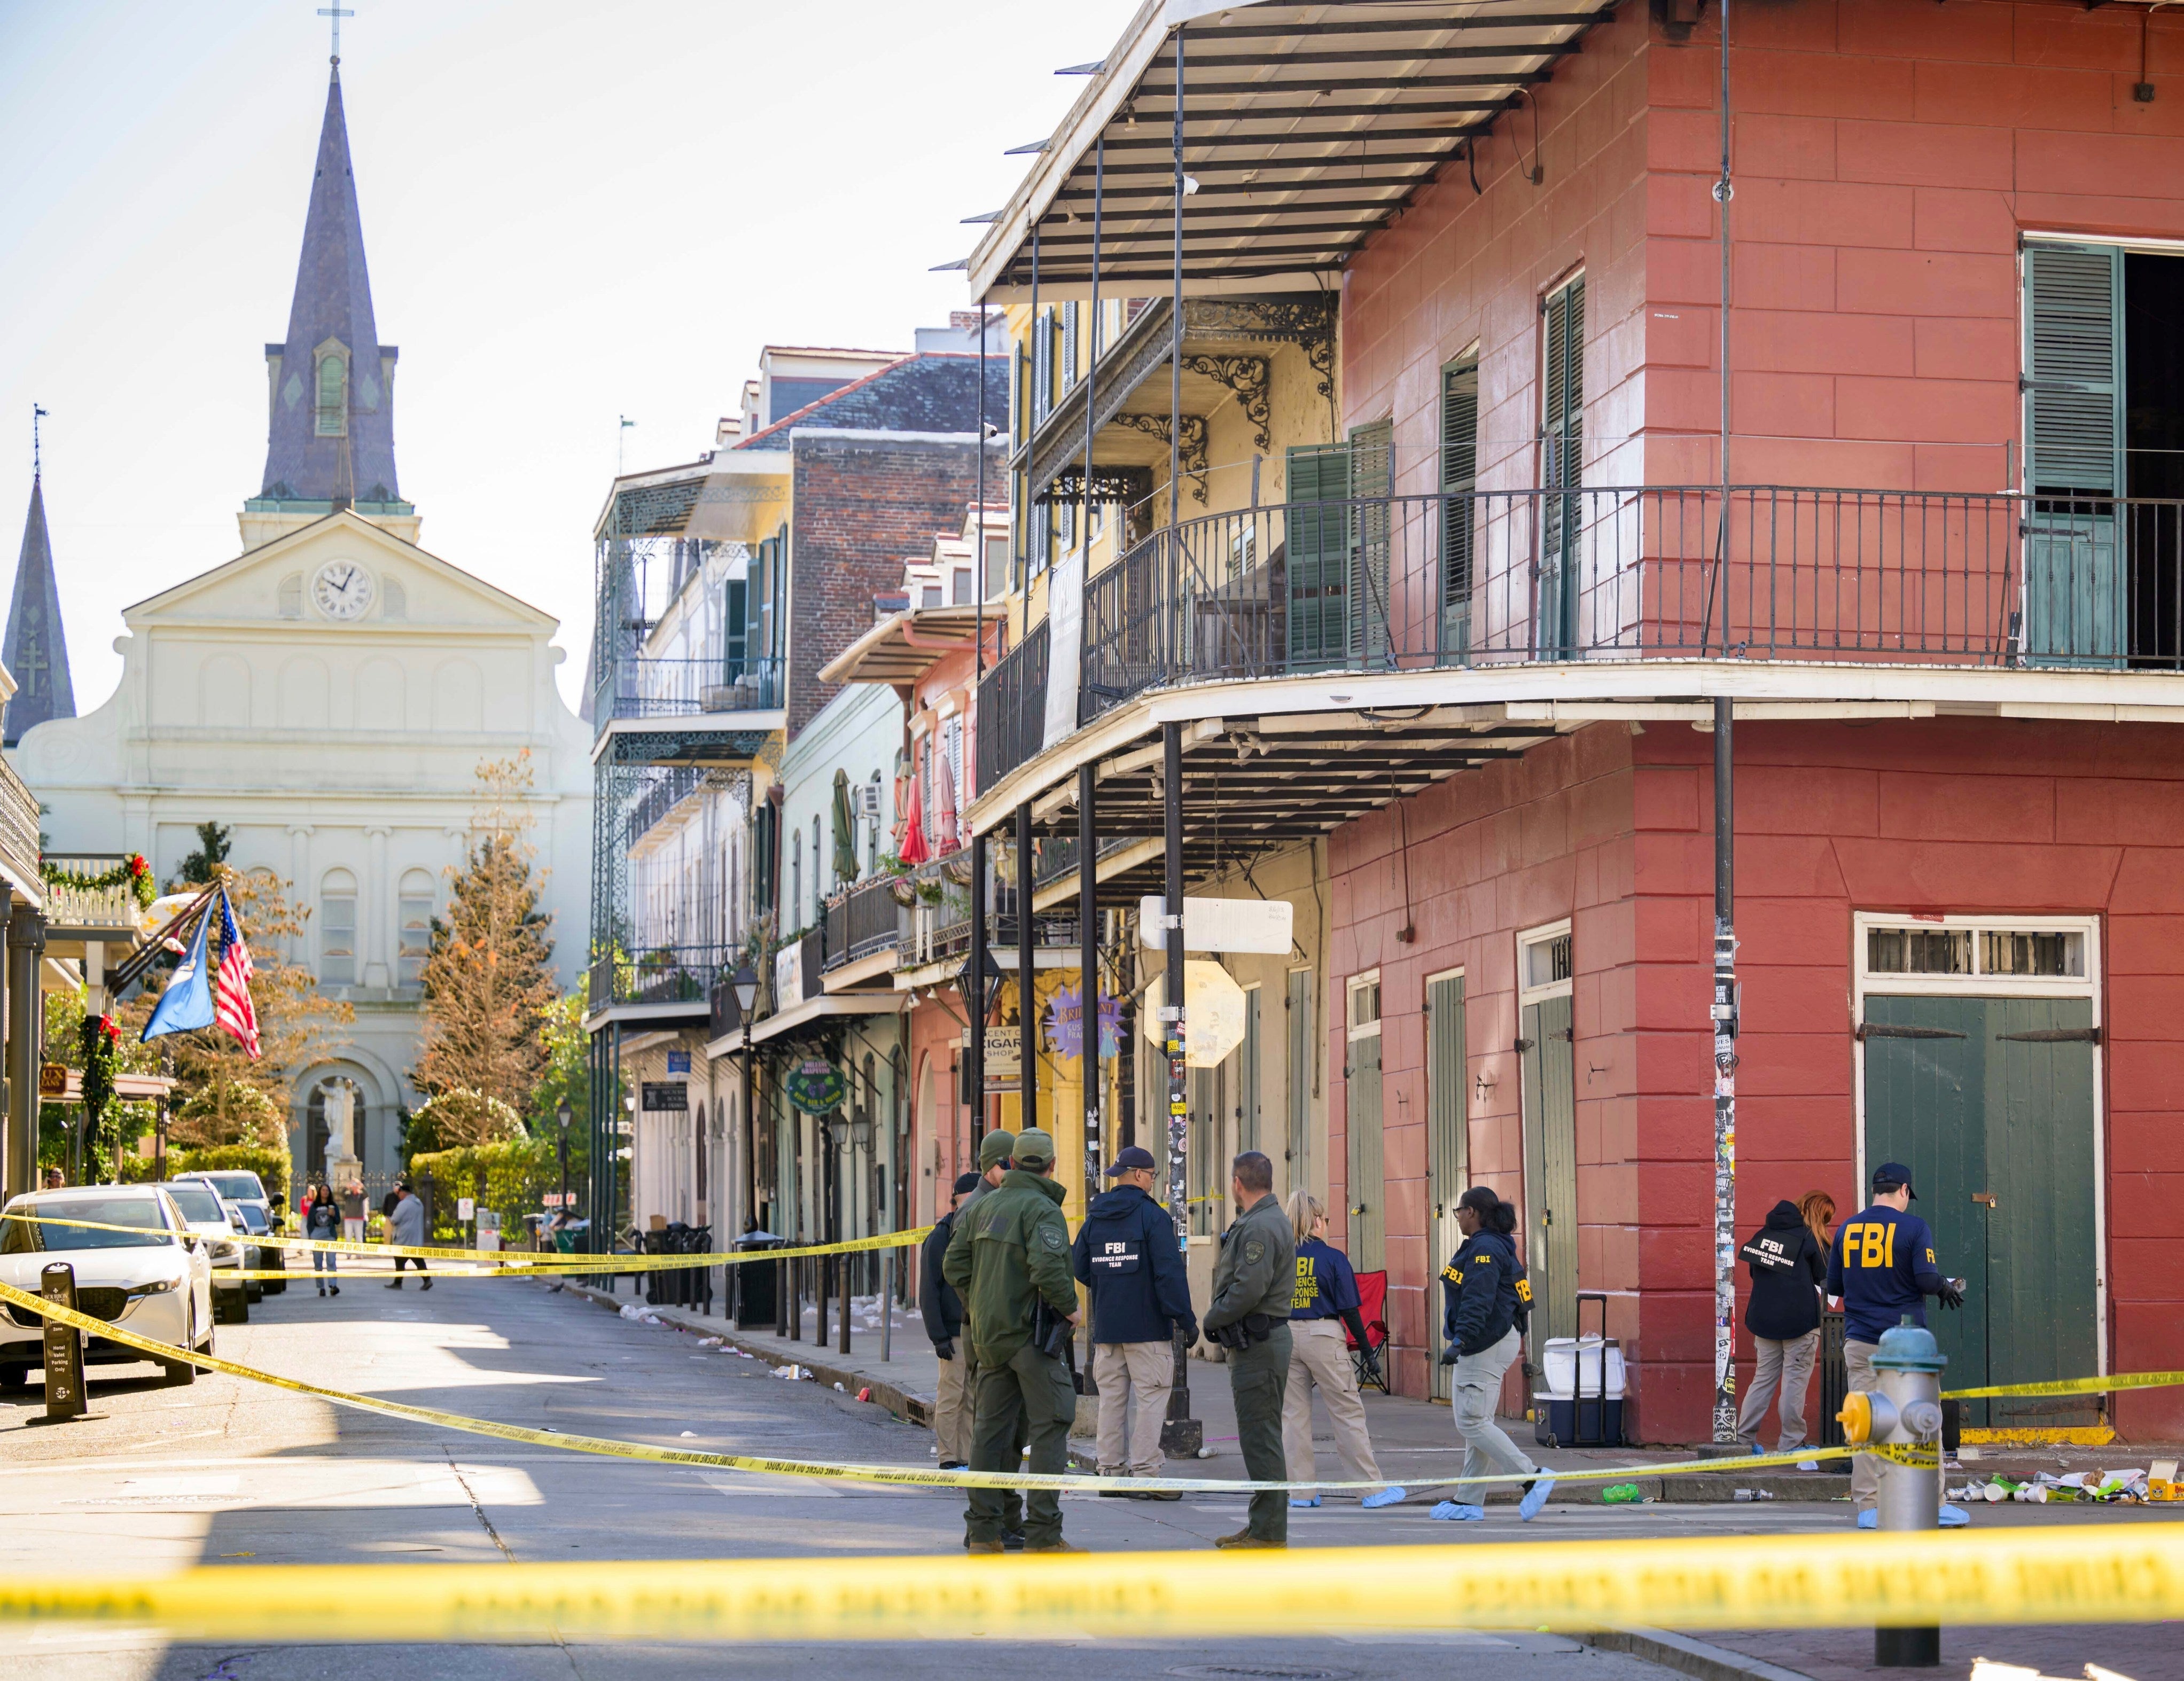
[42,1262,86,1422]
[666,1051,691,1074]
[1142,960,1249,1067]
[457,1197,475,1222]
[1139,895,1293,955]
[641,1081,689,1112]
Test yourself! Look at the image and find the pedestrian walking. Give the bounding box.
[1281,1192,1405,1510]
[1734,1195,1828,1453]
[1826,1162,1964,1526]
[1071,1144,1195,1496]
[385,1180,430,1289]
[1202,1150,1293,1550]
[304,1182,342,1296]
[922,1170,980,1469]
[941,1127,1083,1555]
[1434,1187,1553,1522]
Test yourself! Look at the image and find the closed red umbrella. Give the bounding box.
[898,744,930,865]
[934,743,960,855]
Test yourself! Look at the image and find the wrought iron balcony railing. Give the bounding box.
[821,874,906,972]
[978,486,2181,788]
[587,943,730,1012]
[591,655,783,730]
[974,621,1047,794]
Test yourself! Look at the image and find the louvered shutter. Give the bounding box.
[1062,303,1079,396]
[2023,243,2125,665]
[1033,311,1053,425]
[1540,277,1585,654]
[1285,442,1351,667]
[1349,418,1393,663]
[1440,363,1479,655]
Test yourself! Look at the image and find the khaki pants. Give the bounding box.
[1845,1339,1880,1512]
[1093,1340,1173,1477]
[933,1346,973,1464]
[1281,1317,1386,1495]
[1450,1326,1536,1497]
[1736,1328,1821,1452]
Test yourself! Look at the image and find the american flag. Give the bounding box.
[214,889,261,1059]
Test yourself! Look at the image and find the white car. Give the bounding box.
[1,1185,215,1390]
[158,1180,252,1323]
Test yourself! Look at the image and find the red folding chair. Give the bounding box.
[1345,1269,1391,1394]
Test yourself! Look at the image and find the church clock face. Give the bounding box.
[311,559,376,620]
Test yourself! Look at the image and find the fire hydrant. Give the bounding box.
[1836,1319,1946,1668]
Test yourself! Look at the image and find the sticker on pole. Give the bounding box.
[1141,962,1247,1067]
[1139,896,1292,955]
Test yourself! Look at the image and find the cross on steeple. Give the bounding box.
[32,404,46,479]
[317,5,353,66]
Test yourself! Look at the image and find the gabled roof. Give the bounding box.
[735,352,1009,450]
[123,509,555,629]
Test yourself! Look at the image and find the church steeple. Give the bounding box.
[252,64,406,522]
[4,417,77,747]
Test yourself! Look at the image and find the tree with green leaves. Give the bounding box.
[176,821,232,886]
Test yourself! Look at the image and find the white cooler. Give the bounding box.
[1534,1334,1626,1448]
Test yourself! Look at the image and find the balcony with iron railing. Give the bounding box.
[978,486,2184,788]
[894,854,1077,974]
[587,942,731,1015]
[820,874,908,973]
[41,853,151,932]
[590,655,784,733]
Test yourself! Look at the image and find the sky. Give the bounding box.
[0,0,1137,712]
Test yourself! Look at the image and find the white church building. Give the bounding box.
[10,61,591,1196]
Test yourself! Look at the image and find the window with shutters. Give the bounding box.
[1284,442,1351,667]
[1061,302,1079,396]
[1440,359,1479,657]
[1539,275,1584,655]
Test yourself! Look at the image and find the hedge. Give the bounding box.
[404,1137,556,1244]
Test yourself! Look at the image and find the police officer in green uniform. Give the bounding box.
[1202,1150,1294,1549]
[941,1128,1085,1554]
[953,1129,1027,1547]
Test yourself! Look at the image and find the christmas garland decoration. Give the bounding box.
[79,1012,122,1159]
[42,853,156,911]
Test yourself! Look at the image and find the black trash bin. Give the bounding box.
[735,1233,786,1329]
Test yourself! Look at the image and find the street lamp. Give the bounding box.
[555,1098,572,1213]
[731,965,759,1232]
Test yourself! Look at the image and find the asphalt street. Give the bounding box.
[1,1272,2170,1680]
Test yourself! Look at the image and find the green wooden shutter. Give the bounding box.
[1349,418,1393,664]
[1541,278,1584,655]
[1285,442,1352,667]
[1238,987,1262,1158]
[1425,973,1467,1395]
[2023,242,2125,666]
[1346,1030,1385,1273]
[1521,992,1578,1350]
[1285,969,1312,1188]
[1440,363,1479,658]
[1061,302,1079,396]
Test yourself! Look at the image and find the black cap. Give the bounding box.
[951,1172,981,1197]
[1871,1161,1917,1199]
[1105,1145,1158,1177]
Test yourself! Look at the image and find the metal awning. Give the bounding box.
[749,992,908,1046]
[966,1,1611,301]
[818,605,991,687]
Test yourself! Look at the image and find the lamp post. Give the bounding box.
[556,1098,572,1211]
[731,965,759,1230]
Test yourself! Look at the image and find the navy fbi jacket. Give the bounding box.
[1290,1235,1361,1320]
[1071,1184,1196,1345]
[1825,1202,1946,1344]
[1440,1229,1531,1357]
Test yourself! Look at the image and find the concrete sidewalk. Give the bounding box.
[565,1276,1853,1505]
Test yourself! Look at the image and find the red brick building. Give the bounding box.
[963,0,2184,1443]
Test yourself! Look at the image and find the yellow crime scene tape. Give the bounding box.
[0,1209,928,1271]
[0,1526,2178,1644]
[1943,1370,2184,1401]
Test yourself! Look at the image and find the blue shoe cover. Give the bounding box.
[1289,1496,1321,1508]
[1939,1503,1970,1528]
[1361,1486,1406,1510]
[1429,1500,1486,1521]
[1856,1507,1878,1529]
[1518,1476,1556,1521]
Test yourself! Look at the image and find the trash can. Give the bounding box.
[735,1233,786,1329]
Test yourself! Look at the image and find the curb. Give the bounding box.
[1584,1628,1816,1681]
[560,1283,935,1427]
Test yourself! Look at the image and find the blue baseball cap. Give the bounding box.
[1871,1162,1917,1199]
[1105,1145,1158,1177]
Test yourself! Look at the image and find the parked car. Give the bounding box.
[226,1200,286,1295]
[0,1184,215,1389]
[174,1169,277,1232]
[158,1180,250,1322]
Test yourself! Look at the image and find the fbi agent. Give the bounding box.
[1824,1161,1961,1521]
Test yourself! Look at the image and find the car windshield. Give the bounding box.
[1,1194,172,1253]
[162,1184,226,1223]
[200,1173,265,1202]
[233,1204,269,1233]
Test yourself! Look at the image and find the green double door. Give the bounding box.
[1861,995,2100,1426]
